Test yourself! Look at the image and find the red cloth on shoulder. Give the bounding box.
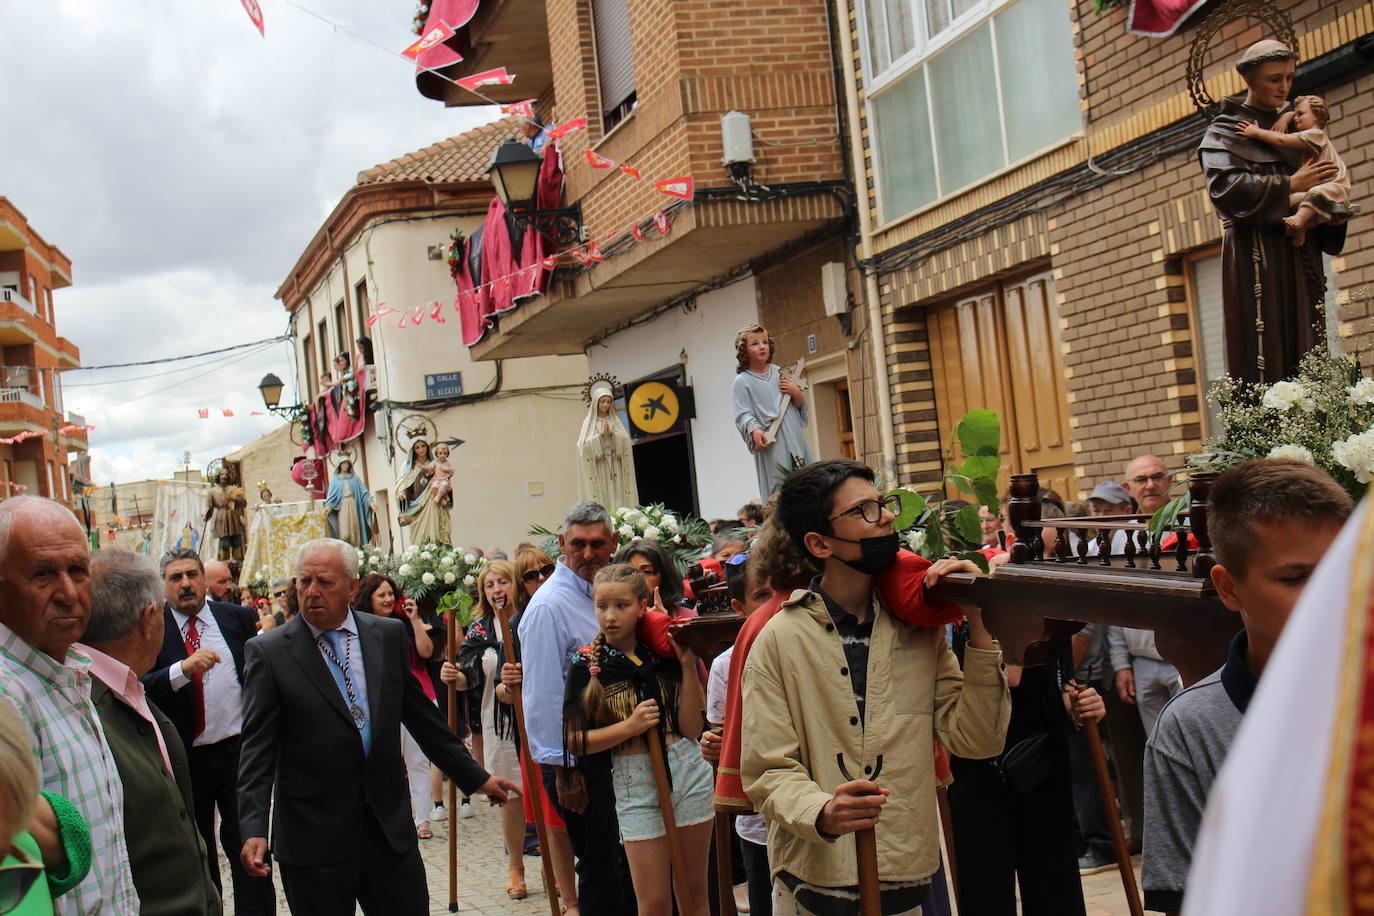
[714,550,965,809]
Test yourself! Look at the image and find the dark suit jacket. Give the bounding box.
[142,600,257,751]
[237,612,490,867]
[91,680,221,916]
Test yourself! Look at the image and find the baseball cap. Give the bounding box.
[1088,481,1131,505]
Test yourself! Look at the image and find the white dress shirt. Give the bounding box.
[518,559,598,765]
[168,601,244,746]
[306,609,371,717]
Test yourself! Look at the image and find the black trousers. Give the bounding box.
[541,758,637,915]
[740,838,773,916]
[189,737,276,915]
[279,810,428,915]
[946,753,1085,916]
[1066,726,1116,857]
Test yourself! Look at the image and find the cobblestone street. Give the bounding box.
[221,802,1142,915]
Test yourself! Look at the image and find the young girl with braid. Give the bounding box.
[563,564,714,916]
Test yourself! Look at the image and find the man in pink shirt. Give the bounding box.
[80,549,222,916]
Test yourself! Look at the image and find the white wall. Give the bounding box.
[588,277,760,520]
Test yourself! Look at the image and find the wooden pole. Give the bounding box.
[495,607,562,916]
[713,811,738,916]
[836,754,882,916]
[1083,719,1145,916]
[644,727,696,913]
[447,619,460,913]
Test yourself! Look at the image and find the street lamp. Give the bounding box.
[485,139,583,246]
[258,373,285,410]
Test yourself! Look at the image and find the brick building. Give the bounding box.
[415,0,885,513]
[839,0,1374,498]
[0,198,89,511]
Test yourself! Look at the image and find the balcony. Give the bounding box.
[0,288,35,316]
[60,411,89,451]
[0,387,45,410]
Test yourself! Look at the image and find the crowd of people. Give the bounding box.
[0,450,1356,915]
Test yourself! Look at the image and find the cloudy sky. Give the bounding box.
[0,0,495,484]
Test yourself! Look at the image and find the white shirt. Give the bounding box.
[305,609,371,717]
[168,601,243,746]
[707,647,768,847]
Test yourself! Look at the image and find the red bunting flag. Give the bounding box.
[365,305,397,327]
[411,303,427,325]
[585,149,616,170]
[620,164,642,180]
[402,20,455,60]
[456,68,514,91]
[654,210,671,236]
[241,0,265,36]
[631,222,645,242]
[198,409,210,419]
[250,411,266,416]
[430,300,447,323]
[547,116,588,139]
[656,176,694,200]
[541,254,559,270]
[222,409,235,418]
[501,99,537,119]
[396,314,408,329]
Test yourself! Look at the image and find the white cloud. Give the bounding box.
[0,0,497,485]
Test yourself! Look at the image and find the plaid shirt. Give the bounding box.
[0,622,139,915]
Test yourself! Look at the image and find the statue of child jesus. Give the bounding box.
[731,323,813,499]
[1237,94,1358,246]
[427,443,455,507]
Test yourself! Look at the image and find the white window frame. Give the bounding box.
[859,0,1081,227]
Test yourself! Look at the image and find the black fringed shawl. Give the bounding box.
[458,614,517,741]
[562,640,684,766]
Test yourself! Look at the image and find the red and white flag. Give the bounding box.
[402,20,455,60]
[222,409,235,418]
[631,222,645,241]
[241,0,265,36]
[456,68,514,91]
[656,176,694,200]
[585,149,616,169]
[197,409,210,419]
[620,164,642,180]
[540,254,559,270]
[653,210,671,236]
[430,300,447,323]
[547,116,588,139]
[501,99,538,119]
[250,411,266,416]
[1126,0,1208,36]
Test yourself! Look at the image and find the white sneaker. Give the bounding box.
[429,804,448,822]
[458,802,475,819]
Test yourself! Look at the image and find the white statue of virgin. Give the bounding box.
[576,378,638,510]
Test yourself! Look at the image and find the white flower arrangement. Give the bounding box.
[443,572,456,584]
[398,563,414,576]
[360,541,487,604]
[1266,443,1314,464]
[1349,377,1374,405]
[421,571,436,586]
[1261,380,1315,413]
[1333,429,1374,483]
[463,574,476,587]
[643,525,662,542]
[441,556,455,567]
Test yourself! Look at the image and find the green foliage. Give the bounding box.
[438,588,476,630]
[894,409,1004,562]
[529,504,713,577]
[1146,494,1190,551]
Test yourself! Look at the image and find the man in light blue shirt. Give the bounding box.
[518,501,635,915]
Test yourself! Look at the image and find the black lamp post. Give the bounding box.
[485,139,583,246]
[258,372,302,418]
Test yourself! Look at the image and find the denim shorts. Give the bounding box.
[611,735,714,842]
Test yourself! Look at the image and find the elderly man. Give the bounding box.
[518,501,636,915]
[0,496,138,914]
[81,549,220,915]
[142,547,273,915]
[204,559,239,605]
[237,538,513,914]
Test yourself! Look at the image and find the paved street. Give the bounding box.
[222,801,1143,915]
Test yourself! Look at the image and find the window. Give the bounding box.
[354,279,370,343]
[45,462,54,500]
[317,318,329,381]
[45,289,53,324]
[303,332,316,399]
[593,0,636,131]
[865,0,1081,222]
[334,301,348,357]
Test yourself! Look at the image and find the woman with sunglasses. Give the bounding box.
[0,702,92,915]
[614,538,686,616]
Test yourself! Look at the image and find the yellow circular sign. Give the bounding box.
[628,381,680,435]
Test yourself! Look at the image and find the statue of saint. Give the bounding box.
[396,438,452,546]
[205,467,247,561]
[325,459,375,547]
[1199,39,1346,383]
[576,379,638,510]
[732,323,813,499]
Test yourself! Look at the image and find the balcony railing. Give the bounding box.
[0,288,35,316]
[0,387,46,410]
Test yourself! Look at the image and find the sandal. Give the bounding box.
[507,867,528,900]
[417,824,434,840]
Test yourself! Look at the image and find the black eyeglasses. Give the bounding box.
[521,564,556,584]
[0,846,43,914]
[827,493,902,525]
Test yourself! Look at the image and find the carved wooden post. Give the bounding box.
[1007,474,1040,564]
[1189,470,1219,580]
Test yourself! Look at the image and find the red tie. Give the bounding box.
[183,616,205,739]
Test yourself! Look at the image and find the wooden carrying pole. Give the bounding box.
[1083,719,1145,916]
[714,811,738,916]
[837,754,882,916]
[495,608,562,916]
[644,726,696,913]
[447,621,460,912]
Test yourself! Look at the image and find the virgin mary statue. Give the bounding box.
[395,438,452,546]
[325,459,374,547]
[576,378,638,510]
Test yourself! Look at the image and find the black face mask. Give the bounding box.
[826,532,901,575]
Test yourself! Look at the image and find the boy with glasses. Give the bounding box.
[741,459,1010,914]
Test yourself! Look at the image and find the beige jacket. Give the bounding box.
[741,588,1010,887]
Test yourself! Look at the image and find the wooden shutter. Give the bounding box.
[593,0,636,114]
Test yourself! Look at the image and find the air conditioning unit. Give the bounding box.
[821,262,848,317]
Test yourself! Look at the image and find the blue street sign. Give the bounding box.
[424,371,464,399]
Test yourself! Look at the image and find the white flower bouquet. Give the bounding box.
[358,541,486,605]
[529,503,711,575]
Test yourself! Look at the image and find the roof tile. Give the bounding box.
[355,117,524,186]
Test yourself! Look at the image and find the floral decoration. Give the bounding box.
[357,540,486,605]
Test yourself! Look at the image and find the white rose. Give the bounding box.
[1349,377,1374,405]
[1333,429,1374,483]
[420,551,433,561]
[662,515,679,531]
[904,529,926,553]
[441,556,455,567]
[444,572,457,584]
[405,543,419,556]
[464,552,479,565]
[355,548,365,562]
[421,572,436,586]
[618,524,634,540]
[463,574,476,587]
[1262,380,1315,412]
[398,563,414,576]
[1267,443,1315,464]
[643,525,662,542]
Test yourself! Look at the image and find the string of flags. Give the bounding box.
[196,409,269,418]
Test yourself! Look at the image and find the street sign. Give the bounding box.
[424,371,464,399]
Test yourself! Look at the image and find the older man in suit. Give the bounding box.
[82,549,221,915]
[142,547,274,915]
[237,538,516,914]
